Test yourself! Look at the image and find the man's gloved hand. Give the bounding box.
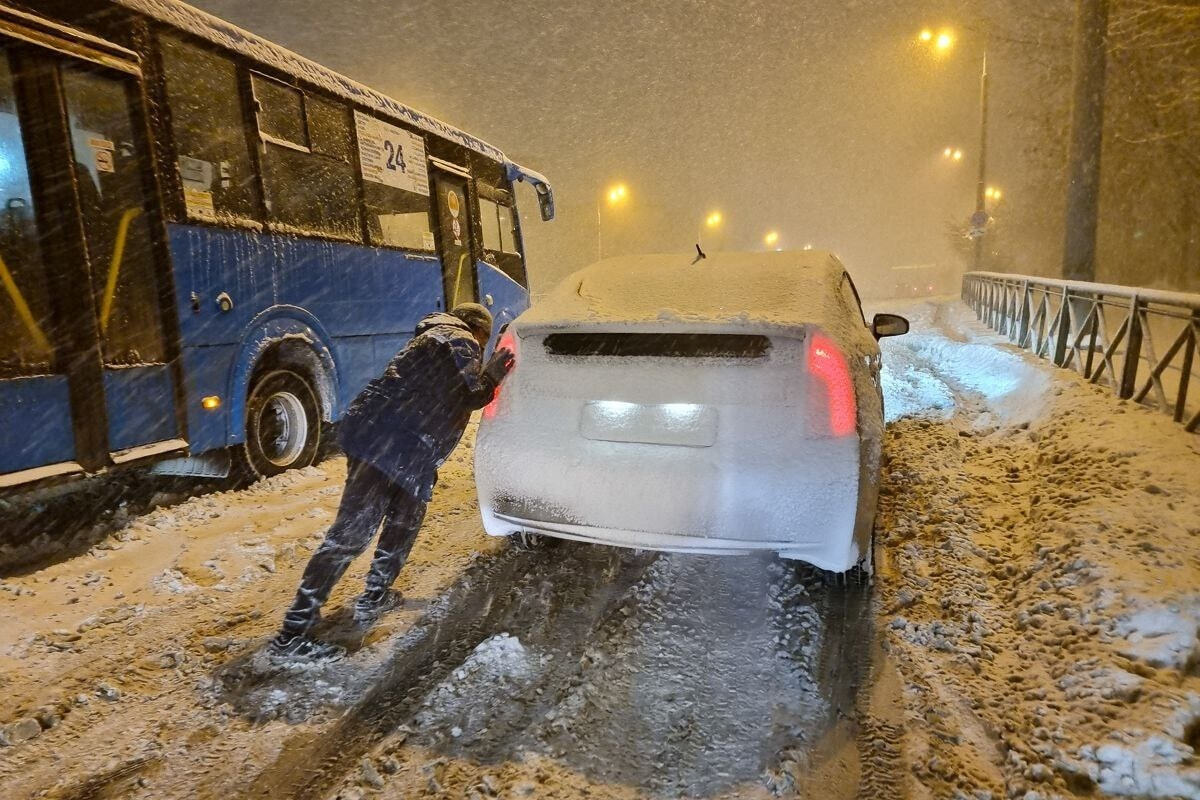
[484,347,515,385]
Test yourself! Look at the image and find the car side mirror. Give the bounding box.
[872,312,909,339]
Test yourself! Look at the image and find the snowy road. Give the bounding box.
[0,299,1197,800]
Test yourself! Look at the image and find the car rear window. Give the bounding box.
[543,333,771,358]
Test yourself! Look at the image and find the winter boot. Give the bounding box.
[267,632,345,663]
[352,587,404,626]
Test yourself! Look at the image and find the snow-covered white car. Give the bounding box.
[475,251,909,572]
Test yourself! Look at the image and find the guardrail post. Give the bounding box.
[1053,287,1072,366]
[1174,311,1196,422]
[1083,293,1100,379]
[1017,280,1031,347]
[1119,294,1143,399]
[1002,282,1014,337]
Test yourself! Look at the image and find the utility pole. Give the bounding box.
[1061,0,1109,282]
[972,49,990,272]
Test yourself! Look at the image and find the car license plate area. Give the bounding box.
[580,402,717,447]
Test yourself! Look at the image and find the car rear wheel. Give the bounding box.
[238,369,321,480]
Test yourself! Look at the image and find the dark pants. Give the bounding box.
[281,458,427,637]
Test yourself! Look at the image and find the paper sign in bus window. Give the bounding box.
[355,111,429,196]
[178,155,215,191]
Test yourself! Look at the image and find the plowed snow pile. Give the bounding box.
[874,299,1200,799]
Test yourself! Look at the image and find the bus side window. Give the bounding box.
[0,50,53,379]
[355,116,434,252]
[251,74,359,241]
[477,192,525,286]
[478,196,519,255]
[61,65,168,367]
[159,34,260,225]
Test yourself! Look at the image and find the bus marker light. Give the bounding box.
[201,395,222,410]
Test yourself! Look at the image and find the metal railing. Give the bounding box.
[962,271,1200,432]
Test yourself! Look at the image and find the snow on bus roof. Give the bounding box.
[111,0,507,163]
[520,250,850,332]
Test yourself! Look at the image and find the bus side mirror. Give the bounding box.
[506,162,556,221]
[872,313,909,339]
[534,183,554,221]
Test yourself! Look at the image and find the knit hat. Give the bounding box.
[450,303,494,338]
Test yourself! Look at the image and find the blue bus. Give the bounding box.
[0,0,553,490]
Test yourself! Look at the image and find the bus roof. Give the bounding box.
[110,0,508,164]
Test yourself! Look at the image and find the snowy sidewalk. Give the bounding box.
[873,298,1200,799]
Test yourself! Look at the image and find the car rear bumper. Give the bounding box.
[483,508,862,570]
[476,430,867,572]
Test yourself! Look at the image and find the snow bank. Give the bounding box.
[873,297,1200,800]
[876,298,1052,427]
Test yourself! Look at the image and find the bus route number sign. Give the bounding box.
[355,111,429,196]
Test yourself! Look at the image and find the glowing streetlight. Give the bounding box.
[917,27,954,53]
[916,23,992,270]
[597,182,629,260]
[698,209,723,251]
[764,230,779,248]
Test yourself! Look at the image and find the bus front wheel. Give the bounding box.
[238,369,321,480]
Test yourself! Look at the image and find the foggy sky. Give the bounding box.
[193,0,1027,295]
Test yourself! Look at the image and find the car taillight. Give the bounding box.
[807,332,856,436]
[483,330,516,420]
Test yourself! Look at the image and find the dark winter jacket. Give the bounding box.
[338,313,497,500]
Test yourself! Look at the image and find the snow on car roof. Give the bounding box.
[111,0,506,163]
[521,250,851,332]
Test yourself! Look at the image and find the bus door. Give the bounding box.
[0,46,74,478]
[59,62,181,460]
[431,163,477,307]
[0,37,181,483]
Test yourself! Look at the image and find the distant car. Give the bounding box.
[475,251,909,572]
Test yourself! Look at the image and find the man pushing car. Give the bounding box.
[269,303,514,661]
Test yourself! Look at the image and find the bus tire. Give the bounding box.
[237,369,321,480]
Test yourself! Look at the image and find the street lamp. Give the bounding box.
[917,24,991,271]
[699,210,723,250]
[764,230,779,249]
[597,182,628,261]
